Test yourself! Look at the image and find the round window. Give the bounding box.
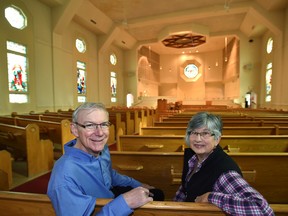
[184,64,199,79]
[76,38,86,53]
[110,53,117,65]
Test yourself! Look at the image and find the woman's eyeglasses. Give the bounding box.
[189,131,214,139]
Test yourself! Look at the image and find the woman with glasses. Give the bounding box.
[48,102,163,216]
[173,112,274,215]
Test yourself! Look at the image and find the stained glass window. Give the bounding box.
[7,41,28,103]
[110,53,117,65]
[265,62,272,102]
[77,61,86,102]
[111,72,117,102]
[266,38,273,54]
[5,5,27,29]
[184,64,199,79]
[76,38,86,53]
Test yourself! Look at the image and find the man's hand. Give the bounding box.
[122,186,153,209]
[141,183,155,190]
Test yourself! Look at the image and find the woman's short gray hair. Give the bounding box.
[185,112,222,146]
[72,102,109,123]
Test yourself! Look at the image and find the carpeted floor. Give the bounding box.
[11,171,51,194]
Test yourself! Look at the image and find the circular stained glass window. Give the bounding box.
[184,64,199,79]
[266,37,273,54]
[110,53,117,65]
[76,38,86,53]
[5,6,27,29]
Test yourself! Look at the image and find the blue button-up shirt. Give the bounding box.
[47,139,141,216]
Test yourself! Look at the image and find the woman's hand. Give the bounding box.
[195,192,210,203]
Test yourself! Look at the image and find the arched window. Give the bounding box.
[7,41,28,103]
[4,5,29,103]
[266,38,273,54]
[77,61,87,102]
[111,72,117,102]
[265,62,272,102]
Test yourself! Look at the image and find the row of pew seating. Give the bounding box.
[1,107,288,214]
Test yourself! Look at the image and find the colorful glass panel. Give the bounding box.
[266,38,273,54]
[184,64,198,79]
[77,61,86,94]
[111,72,117,102]
[5,6,27,29]
[265,63,272,102]
[7,41,28,93]
[76,38,86,53]
[110,53,117,65]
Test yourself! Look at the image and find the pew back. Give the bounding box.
[0,150,12,190]
[154,121,288,127]
[141,126,288,135]
[110,151,288,203]
[118,134,288,152]
[1,191,287,216]
[0,123,54,177]
[0,116,75,153]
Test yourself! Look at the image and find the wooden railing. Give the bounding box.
[0,191,287,216]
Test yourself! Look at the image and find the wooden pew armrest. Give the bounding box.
[117,165,144,171]
[145,144,164,149]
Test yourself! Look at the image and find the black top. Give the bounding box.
[182,145,242,202]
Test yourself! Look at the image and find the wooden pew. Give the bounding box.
[140,125,288,135]
[117,133,288,153]
[164,114,288,122]
[0,123,53,177]
[0,116,75,154]
[110,151,288,203]
[0,191,287,216]
[154,120,288,127]
[0,150,12,190]
[109,110,136,135]
[12,113,71,122]
[108,108,156,135]
[8,115,115,145]
[161,117,252,122]
[42,111,73,119]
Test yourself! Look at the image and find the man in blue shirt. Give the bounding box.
[47,102,159,215]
